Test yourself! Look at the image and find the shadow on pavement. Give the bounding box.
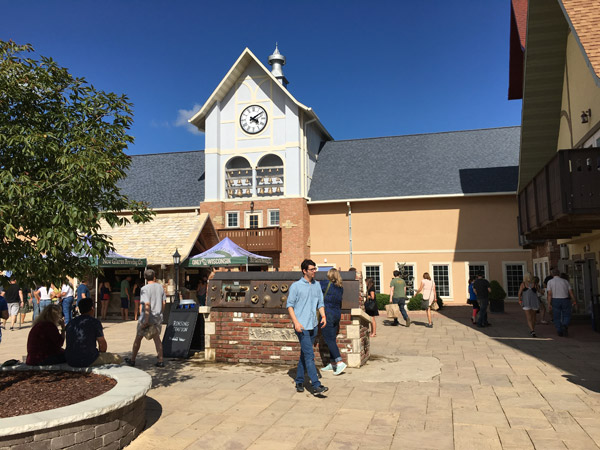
[436,303,600,393]
[143,396,162,430]
[132,357,194,388]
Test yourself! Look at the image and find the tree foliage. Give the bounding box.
[0,40,153,286]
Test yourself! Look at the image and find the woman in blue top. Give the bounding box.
[320,268,347,376]
[468,277,479,324]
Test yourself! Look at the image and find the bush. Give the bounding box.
[407,293,423,311]
[436,296,444,310]
[489,281,507,301]
[375,293,389,310]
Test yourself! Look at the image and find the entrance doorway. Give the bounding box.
[559,256,598,315]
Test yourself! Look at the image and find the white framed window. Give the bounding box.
[396,262,416,297]
[467,262,488,280]
[268,209,280,227]
[363,263,383,293]
[431,263,452,298]
[244,211,262,229]
[225,211,239,228]
[503,262,526,298]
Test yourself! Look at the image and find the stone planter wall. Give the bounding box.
[0,366,151,450]
[203,307,371,367]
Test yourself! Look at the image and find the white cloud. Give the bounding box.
[174,104,203,135]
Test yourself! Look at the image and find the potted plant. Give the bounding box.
[489,280,506,313]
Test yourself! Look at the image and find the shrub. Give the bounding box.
[407,293,423,311]
[436,296,444,310]
[489,281,507,301]
[375,293,389,310]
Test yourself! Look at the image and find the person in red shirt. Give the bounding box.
[26,304,66,365]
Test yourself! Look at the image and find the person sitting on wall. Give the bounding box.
[65,297,122,367]
[26,304,66,365]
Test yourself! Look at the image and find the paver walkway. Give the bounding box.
[1,304,600,449]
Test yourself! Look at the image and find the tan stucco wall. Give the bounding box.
[309,195,531,302]
[558,32,600,150]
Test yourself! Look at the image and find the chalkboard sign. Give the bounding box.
[162,300,199,358]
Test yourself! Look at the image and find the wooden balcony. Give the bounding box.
[218,227,282,252]
[518,147,600,242]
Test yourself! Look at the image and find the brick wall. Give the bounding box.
[531,239,560,269]
[0,397,145,450]
[204,309,370,368]
[200,198,310,270]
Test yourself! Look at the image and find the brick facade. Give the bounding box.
[200,197,310,270]
[530,239,560,269]
[0,397,145,450]
[204,309,371,368]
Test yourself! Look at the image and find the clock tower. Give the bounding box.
[189,46,332,269]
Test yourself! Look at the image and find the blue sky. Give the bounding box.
[2,1,522,155]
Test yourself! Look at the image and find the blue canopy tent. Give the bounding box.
[184,237,272,269]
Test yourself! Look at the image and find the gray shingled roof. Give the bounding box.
[308,127,520,201]
[118,151,205,208]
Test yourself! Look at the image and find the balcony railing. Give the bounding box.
[518,147,600,241]
[218,227,282,252]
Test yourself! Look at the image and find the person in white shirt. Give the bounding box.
[546,268,576,337]
[34,285,52,316]
[60,282,75,325]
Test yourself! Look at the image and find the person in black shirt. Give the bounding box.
[1,279,23,331]
[473,273,491,328]
[65,298,122,367]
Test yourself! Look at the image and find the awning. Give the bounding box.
[185,237,272,267]
[98,251,146,268]
[99,212,219,266]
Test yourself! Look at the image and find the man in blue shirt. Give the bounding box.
[76,279,90,305]
[286,259,328,396]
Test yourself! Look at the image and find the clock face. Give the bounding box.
[240,105,268,134]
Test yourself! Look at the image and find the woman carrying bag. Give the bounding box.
[364,277,378,337]
[415,272,437,328]
[319,269,347,376]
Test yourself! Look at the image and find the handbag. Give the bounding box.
[365,298,378,315]
[385,303,401,318]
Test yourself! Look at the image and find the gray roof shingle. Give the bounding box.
[308,126,521,201]
[118,151,205,208]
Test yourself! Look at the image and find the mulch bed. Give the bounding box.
[0,371,117,418]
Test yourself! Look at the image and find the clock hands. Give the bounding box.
[249,111,264,123]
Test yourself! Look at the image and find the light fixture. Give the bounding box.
[173,248,181,305]
[250,201,255,211]
[581,109,592,124]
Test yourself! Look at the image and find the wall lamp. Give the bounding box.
[581,109,592,124]
[250,201,255,211]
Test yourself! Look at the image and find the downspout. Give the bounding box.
[303,116,317,197]
[347,201,353,268]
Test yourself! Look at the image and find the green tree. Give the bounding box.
[0,40,153,286]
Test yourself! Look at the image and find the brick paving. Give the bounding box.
[1,303,600,449]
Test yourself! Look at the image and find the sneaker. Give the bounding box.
[558,330,564,337]
[155,361,165,368]
[563,326,569,337]
[406,317,411,327]
[530,331,537,338]
[333,362,347,376]
[321,363,333,371]
[312,385,329,396]
[296,383,305,393]
[124,358,135,367]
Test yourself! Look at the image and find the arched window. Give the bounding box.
[225,156,253,199]
[256,154,284,197]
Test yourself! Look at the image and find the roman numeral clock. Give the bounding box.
[240,105,268,134]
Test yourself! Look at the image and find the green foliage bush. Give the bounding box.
[407,293,423,311]
[489,280,507,301]
[375,293,389,310]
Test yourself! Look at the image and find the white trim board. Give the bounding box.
[311,249,530,255]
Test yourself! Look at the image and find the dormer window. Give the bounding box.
[257,154,284,197]
[226,156,253,199]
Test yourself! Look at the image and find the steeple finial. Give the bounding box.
[268,43,288,87]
